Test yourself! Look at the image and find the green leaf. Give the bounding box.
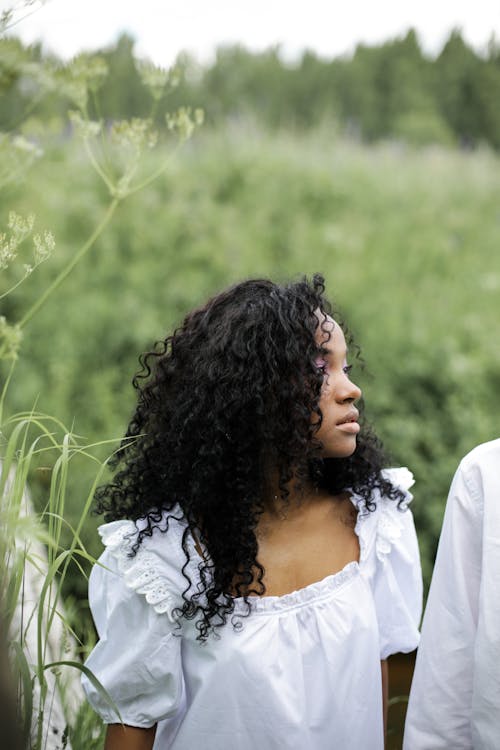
[43,661,123,724]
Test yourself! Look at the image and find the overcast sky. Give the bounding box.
[6,0,500,66]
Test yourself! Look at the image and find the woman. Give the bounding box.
[82,274,422,749]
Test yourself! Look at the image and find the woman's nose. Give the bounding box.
[339,378,362,404]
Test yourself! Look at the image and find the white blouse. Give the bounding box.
[82,468,422,750]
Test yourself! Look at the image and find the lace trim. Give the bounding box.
[97,469,413,619]
[99,521,179,622]
[382,466,415,495]
[353,467,415,563]
[374,502,405,560]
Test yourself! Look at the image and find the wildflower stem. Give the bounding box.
[125,140,182,197]
[4,91,46,133]
[0,163,34,191]
[0,269,33,302]
[18,196,120,329]
[1,5,43,33]
[0,357,16,422]
[83,138,115,194]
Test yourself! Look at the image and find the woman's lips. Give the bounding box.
[336,410,360,433]
[336,421,360,434]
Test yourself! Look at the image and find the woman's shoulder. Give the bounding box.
[94,508,193,621]
[354,467,422,658]
[352,467,416,564]
[380,466,415,496]
[98,508,188,556]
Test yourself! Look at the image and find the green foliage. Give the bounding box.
[392,110,455,147]
[4,28,500,149]
[67,699,106,750]
[0,22,203,745]
[3,128,500,590]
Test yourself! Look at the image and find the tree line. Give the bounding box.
[2,28,500,148]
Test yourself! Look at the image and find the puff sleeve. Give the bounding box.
[356,468,423,660]
[81,519,187,728]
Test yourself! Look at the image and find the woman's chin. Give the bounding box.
[322,441,358,459]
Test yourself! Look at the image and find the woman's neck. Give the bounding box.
[263,475,346,523]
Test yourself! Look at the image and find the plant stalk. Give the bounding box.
[18,197,120,329]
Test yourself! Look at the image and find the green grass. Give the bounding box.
[0,412,119,748]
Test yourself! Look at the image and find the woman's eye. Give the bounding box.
[343,364,353,376]
[314,356,328,372]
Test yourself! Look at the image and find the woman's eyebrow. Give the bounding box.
[318,345,333,355]
[320,345,348,358]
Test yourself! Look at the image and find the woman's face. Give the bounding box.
[313,314,362,458]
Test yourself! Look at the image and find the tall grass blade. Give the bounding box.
[12,640,33,743]
[43,662,122,724]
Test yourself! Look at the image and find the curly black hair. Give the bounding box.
[95,274,402,639]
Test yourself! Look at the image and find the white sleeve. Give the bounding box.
[357,468,422,659]
[363,468,423,659]
[403,460,482,749]
[82,521,186,728]
[471,442,500,749]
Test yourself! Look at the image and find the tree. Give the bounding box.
[435,30,482,145]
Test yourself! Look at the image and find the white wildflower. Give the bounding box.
[0,212,36,268]
[110,118,157,151]
[166,107,204,141]
[68,110,102,139]
[60,54,108,108]
[8,211,35,238]
[0,317,23,361]
[33,230,55,263]
[11,135,43,158]
[0,232,15,269]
